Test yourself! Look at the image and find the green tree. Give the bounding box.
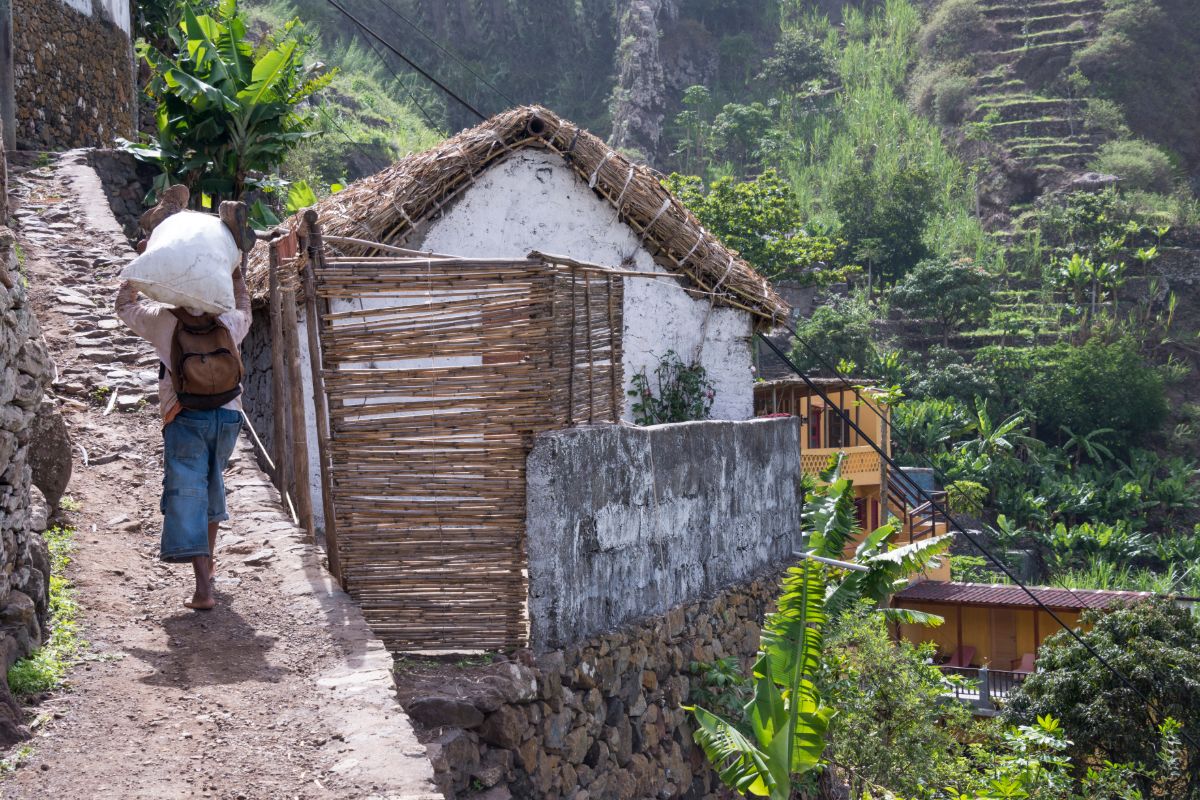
[1025,337,1166,456]
[890,257,993,345]
[124,0,332,206]
[758,28,833,90]
[787,293,879,376]
[831,163,938,286]
[822,608,972,799]
[687,458,951,798]
[666,170,844,283]
[1004,599,1200,797]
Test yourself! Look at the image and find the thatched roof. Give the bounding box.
[246,106,788,324]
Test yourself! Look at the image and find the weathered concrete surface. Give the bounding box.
[526,417,801,649]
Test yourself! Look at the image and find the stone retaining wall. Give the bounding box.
[397,571,781,799]
[87,149,156,242]
[11,0,136,150]
[0,224,56,742]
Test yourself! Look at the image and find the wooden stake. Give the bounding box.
[301,210,344,586]
[267,241,292,494]
[282,286,314,542]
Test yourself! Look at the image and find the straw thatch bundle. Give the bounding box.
[246,105,788,326]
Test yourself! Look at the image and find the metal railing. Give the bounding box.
[940,665,1031,706]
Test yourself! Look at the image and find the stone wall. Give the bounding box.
[526,418,801,649]
[0,225,56,742]
[397,570,780,800]
[11,0,135,150]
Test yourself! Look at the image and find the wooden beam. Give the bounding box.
[300,211,343,586]
[282,286,314,542]
[267,243,292,495]
[956,604,963,658]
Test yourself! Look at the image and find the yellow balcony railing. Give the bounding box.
[801,446,882,486]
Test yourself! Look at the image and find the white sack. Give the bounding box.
[120,210,240,314]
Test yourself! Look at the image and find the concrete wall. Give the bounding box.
[398,569,781,799]
[526,417,802,649]
[411,151,756,422]
[11,0,135,150]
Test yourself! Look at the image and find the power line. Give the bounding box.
[368,0,516,110]
[758,330,1200,751]
[324,0,487,122]
[358,30,442,132]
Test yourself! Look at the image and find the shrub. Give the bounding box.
[1025,337,1166,454]
[788,293,880,375]
[910,63,973,125]
[905,346,998,402]
[920,0,988,63]
[628,350,714,425]
[1082,98,1131,138]
[1091,139,1179,194]
[1074,0,1200,174]
[1004,598,1200,797]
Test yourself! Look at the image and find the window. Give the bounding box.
[808,406,823,449]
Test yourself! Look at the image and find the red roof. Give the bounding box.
[893,581,1166,612]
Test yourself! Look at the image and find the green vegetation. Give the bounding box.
[628,351,715,426]
[687,458,951,797]
[1004,599,1200,796]
[8,526,83,697]
[123,0,333,208]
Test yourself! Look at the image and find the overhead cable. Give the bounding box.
[324,0,487,122]
[758,329,1199,751]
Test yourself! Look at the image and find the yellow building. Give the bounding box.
[753,377,948,564]
[756,376,1194,706]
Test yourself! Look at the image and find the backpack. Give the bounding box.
[162,308,244,410]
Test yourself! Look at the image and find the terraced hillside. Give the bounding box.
[967,0,1108,225]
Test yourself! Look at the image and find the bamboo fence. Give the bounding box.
[268,217,623,651]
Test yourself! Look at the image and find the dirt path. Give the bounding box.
[1,152,440,800]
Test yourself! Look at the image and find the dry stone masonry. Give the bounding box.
[398,572,780,800]
[0,164,57,742]
[11,0,136,150]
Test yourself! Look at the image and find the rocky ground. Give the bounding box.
[0,152,440,799]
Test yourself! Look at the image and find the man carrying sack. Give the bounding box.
[116,189,255,610]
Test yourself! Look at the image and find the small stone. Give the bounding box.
[405,696,485,730]
[242,548,275,566]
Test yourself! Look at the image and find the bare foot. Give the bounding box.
[184,592,216,611]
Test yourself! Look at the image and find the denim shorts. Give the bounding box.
[160,408,242,562]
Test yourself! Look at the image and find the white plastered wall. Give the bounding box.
[59,0,131,33]
[411,151,755,422]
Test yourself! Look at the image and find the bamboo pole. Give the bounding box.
[282,286,315,542]
[301,210,344,585]
[267,241,292,495]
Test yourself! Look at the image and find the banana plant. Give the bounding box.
[687,457,951,797]
[121,0,333,208]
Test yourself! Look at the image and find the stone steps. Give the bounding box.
[972,96,1079,123]
[1020,25,1094,47]
[974,39,1091,70]
[988,116,1082,138]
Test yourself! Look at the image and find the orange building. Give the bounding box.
[753,377,948,560]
